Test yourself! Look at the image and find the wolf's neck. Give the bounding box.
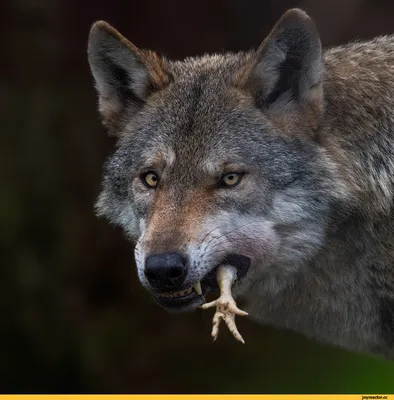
[319,42,394,215]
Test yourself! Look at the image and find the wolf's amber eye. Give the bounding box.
[141,172,159,188]
[220,172,242,187]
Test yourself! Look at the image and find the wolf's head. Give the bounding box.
[88,9,348,312]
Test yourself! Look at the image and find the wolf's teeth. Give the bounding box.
[193,282,202,295]
[159,287,194,298]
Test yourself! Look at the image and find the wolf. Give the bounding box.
[87,8,394,359]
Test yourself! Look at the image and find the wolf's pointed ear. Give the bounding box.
[88,21,171,134]
[238,9,324,129]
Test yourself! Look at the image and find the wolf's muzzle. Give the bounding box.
[150,253,251,313]
[144,252,188,291]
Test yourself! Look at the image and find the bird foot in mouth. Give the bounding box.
[200,264,248,344]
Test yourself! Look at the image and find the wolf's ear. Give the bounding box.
[88,21,171,134]
[239,9,324,127]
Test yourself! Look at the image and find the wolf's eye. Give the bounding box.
[219,172,242,188]
[141,172,159,188]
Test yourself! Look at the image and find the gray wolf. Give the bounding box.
[87,8,394,359]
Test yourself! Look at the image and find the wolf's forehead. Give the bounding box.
[164,76,230,121]
[150,77,246,141]
[138,126,245,180]
[143,136,232,173]
[128,57,268,170]
[169,52,252,80]
[160,55,253,121]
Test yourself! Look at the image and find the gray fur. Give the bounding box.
[88,9,394,359]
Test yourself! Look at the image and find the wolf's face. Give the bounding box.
[88,10,349,312]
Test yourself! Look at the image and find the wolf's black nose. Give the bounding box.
[145,252,187,291]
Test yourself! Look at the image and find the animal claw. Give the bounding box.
[201,265,248,343]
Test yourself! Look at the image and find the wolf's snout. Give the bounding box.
[144,252,188,291]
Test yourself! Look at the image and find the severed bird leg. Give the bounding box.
[201,264,248,344]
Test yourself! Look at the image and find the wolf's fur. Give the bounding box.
[88,9,394,359]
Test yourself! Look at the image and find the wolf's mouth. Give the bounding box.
[153,254,251,312]
[156,286,196,299]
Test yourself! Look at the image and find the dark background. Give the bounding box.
[2,0,394,393]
